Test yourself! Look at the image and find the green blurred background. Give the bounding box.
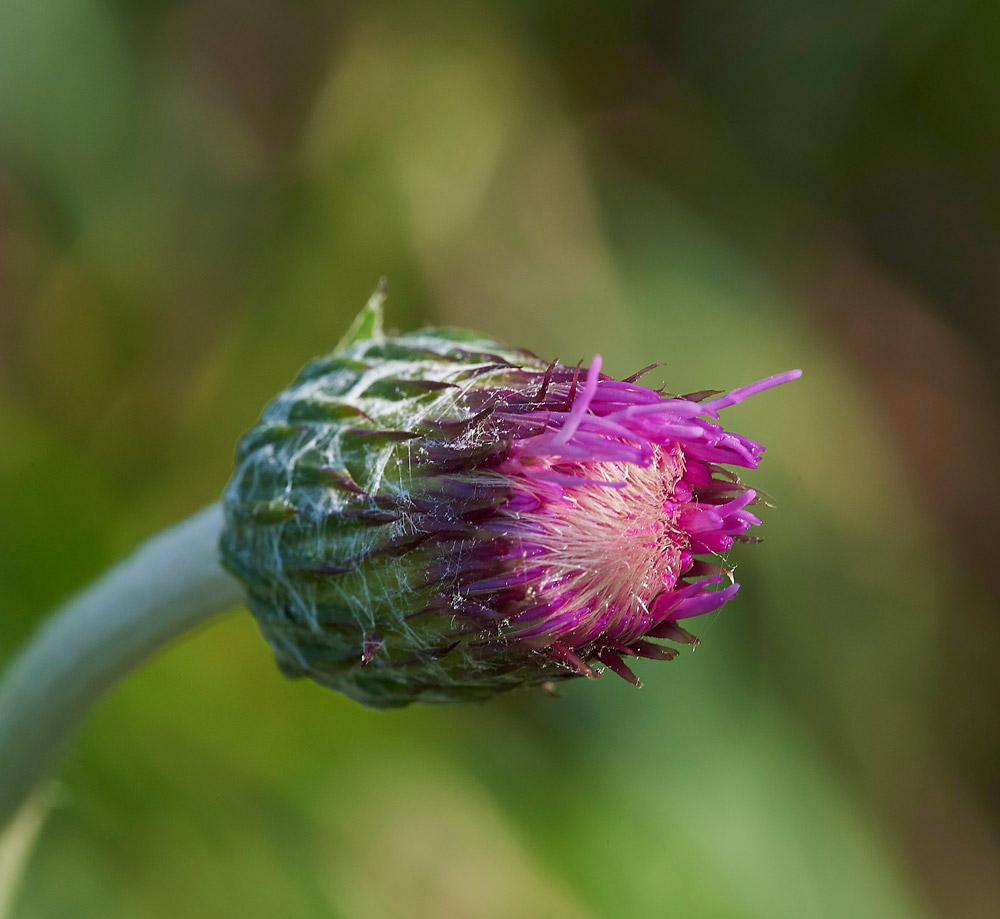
[2,1,999,916]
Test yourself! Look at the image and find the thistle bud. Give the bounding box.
[220,293,799,707]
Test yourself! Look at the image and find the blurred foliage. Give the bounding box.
[2,0,999,916]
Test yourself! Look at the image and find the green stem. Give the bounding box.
[0,503,242,833]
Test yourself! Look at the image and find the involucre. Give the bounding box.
[220,296,799,707]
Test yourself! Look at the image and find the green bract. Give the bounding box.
[220,293,552,707]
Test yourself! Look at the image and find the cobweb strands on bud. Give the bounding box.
[220,295,800,707]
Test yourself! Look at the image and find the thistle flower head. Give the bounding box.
[220,293,799,707]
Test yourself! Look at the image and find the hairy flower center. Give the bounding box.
[505,444,689,646]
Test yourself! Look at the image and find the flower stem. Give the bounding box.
[0,503,242,831]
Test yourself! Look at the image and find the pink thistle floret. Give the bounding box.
[458,357,801,685]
